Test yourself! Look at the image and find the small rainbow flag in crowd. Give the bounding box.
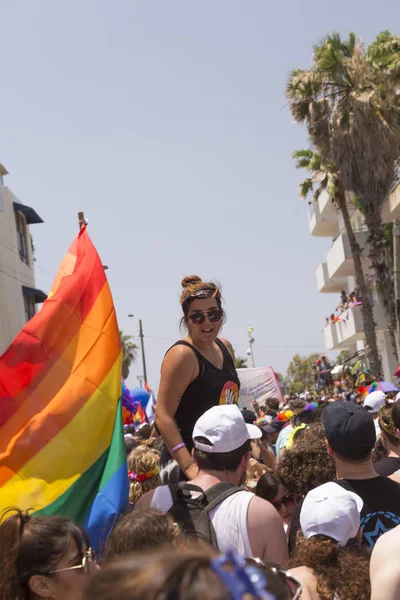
[133,403,148,426]
[0,223,128,550]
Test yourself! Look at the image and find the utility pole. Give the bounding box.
[393,220,400,359]
[247,326,256,368]
[139,319,148,384]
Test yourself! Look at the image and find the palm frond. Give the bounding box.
[299,178,314,198]
[292,149,313,159]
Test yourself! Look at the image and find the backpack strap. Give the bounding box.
[168,481,245,510]
[167,482,205,504]
[201,482,246,512]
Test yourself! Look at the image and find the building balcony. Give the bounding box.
[307,191,339,238]
[324,301,387,351]
[316,262,347,294]
[324,321,340,351]
[326,230,370,280]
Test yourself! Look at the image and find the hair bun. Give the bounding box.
[181,275,202,289]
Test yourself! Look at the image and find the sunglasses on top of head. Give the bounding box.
[187,309,223,325]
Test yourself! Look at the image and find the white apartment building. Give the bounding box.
[0,164,46,354]
[308,182,400,381]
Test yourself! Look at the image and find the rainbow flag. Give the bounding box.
[0,223,128,548]
[133,403,148,426]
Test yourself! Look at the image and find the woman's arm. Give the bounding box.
[155,345,199,479]
[258,442,277,469]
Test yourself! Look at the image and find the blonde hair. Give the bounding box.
[128,446,161,505]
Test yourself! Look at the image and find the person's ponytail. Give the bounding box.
[0,510,25,600]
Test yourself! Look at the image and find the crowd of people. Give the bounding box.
[1,275,400,599]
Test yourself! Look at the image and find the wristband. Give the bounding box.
[170,442,186,455]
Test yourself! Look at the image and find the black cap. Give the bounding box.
[241,409,257,424]
[322,402,376,459]
[262,418,285,434]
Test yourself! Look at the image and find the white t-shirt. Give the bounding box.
[151,485,254,557]
[276,424,293,459]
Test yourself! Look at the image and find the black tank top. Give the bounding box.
[167,339,241,453]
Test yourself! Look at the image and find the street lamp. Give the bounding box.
[247,325,255,368]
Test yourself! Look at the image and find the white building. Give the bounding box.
[0,164,46,354]
[308,183,400,381]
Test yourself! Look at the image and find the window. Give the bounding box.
[24,294,36,322]
[15,211,29,264]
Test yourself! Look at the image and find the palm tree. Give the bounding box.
[235,356,248,369]
[286,31,400,361]
[294,147,382,377]
[120,331,138,380]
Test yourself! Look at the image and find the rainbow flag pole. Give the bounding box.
[0,222,128,550]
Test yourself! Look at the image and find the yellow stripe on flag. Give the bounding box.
[0,355,122,512]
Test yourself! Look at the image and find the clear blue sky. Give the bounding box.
[1,1,399,390]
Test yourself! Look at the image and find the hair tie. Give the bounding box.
[128,466,160,483]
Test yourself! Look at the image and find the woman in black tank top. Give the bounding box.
[155,276,240,484]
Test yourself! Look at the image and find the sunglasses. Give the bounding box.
[272,493,296,512]
[269,566,303,600]
[187,309,223,325]
[247,559,303,600]
[49,548,95,575]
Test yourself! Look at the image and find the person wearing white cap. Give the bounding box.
[137,404,288,566]
[363,390,386,437]
[289,482,370,600]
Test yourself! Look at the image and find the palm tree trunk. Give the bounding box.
[337,183,383,378]
[362,201,399,364]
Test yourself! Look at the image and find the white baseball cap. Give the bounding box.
[193,404,261,453]
[300,482,363,547]
[363,390,386,414]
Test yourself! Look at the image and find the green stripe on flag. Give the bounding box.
[34,400,126,525]
[97,399,126,491]
[34,449,109,524]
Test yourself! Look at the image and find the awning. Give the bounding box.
[13,202,44,225]
[22,286,47,303]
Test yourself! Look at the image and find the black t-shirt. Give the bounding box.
[374,457,400,477]
[288,477,400,554]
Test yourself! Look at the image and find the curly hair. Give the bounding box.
[277,424,335,498]
[289,534,370,600]
[128,445,162,505]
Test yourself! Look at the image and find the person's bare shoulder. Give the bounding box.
[371,526,400,600]
[373,524,400,554]
[288,567,317,600]
[160,343,198,381]
[247,495,288,566]
[163,343,197,366]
